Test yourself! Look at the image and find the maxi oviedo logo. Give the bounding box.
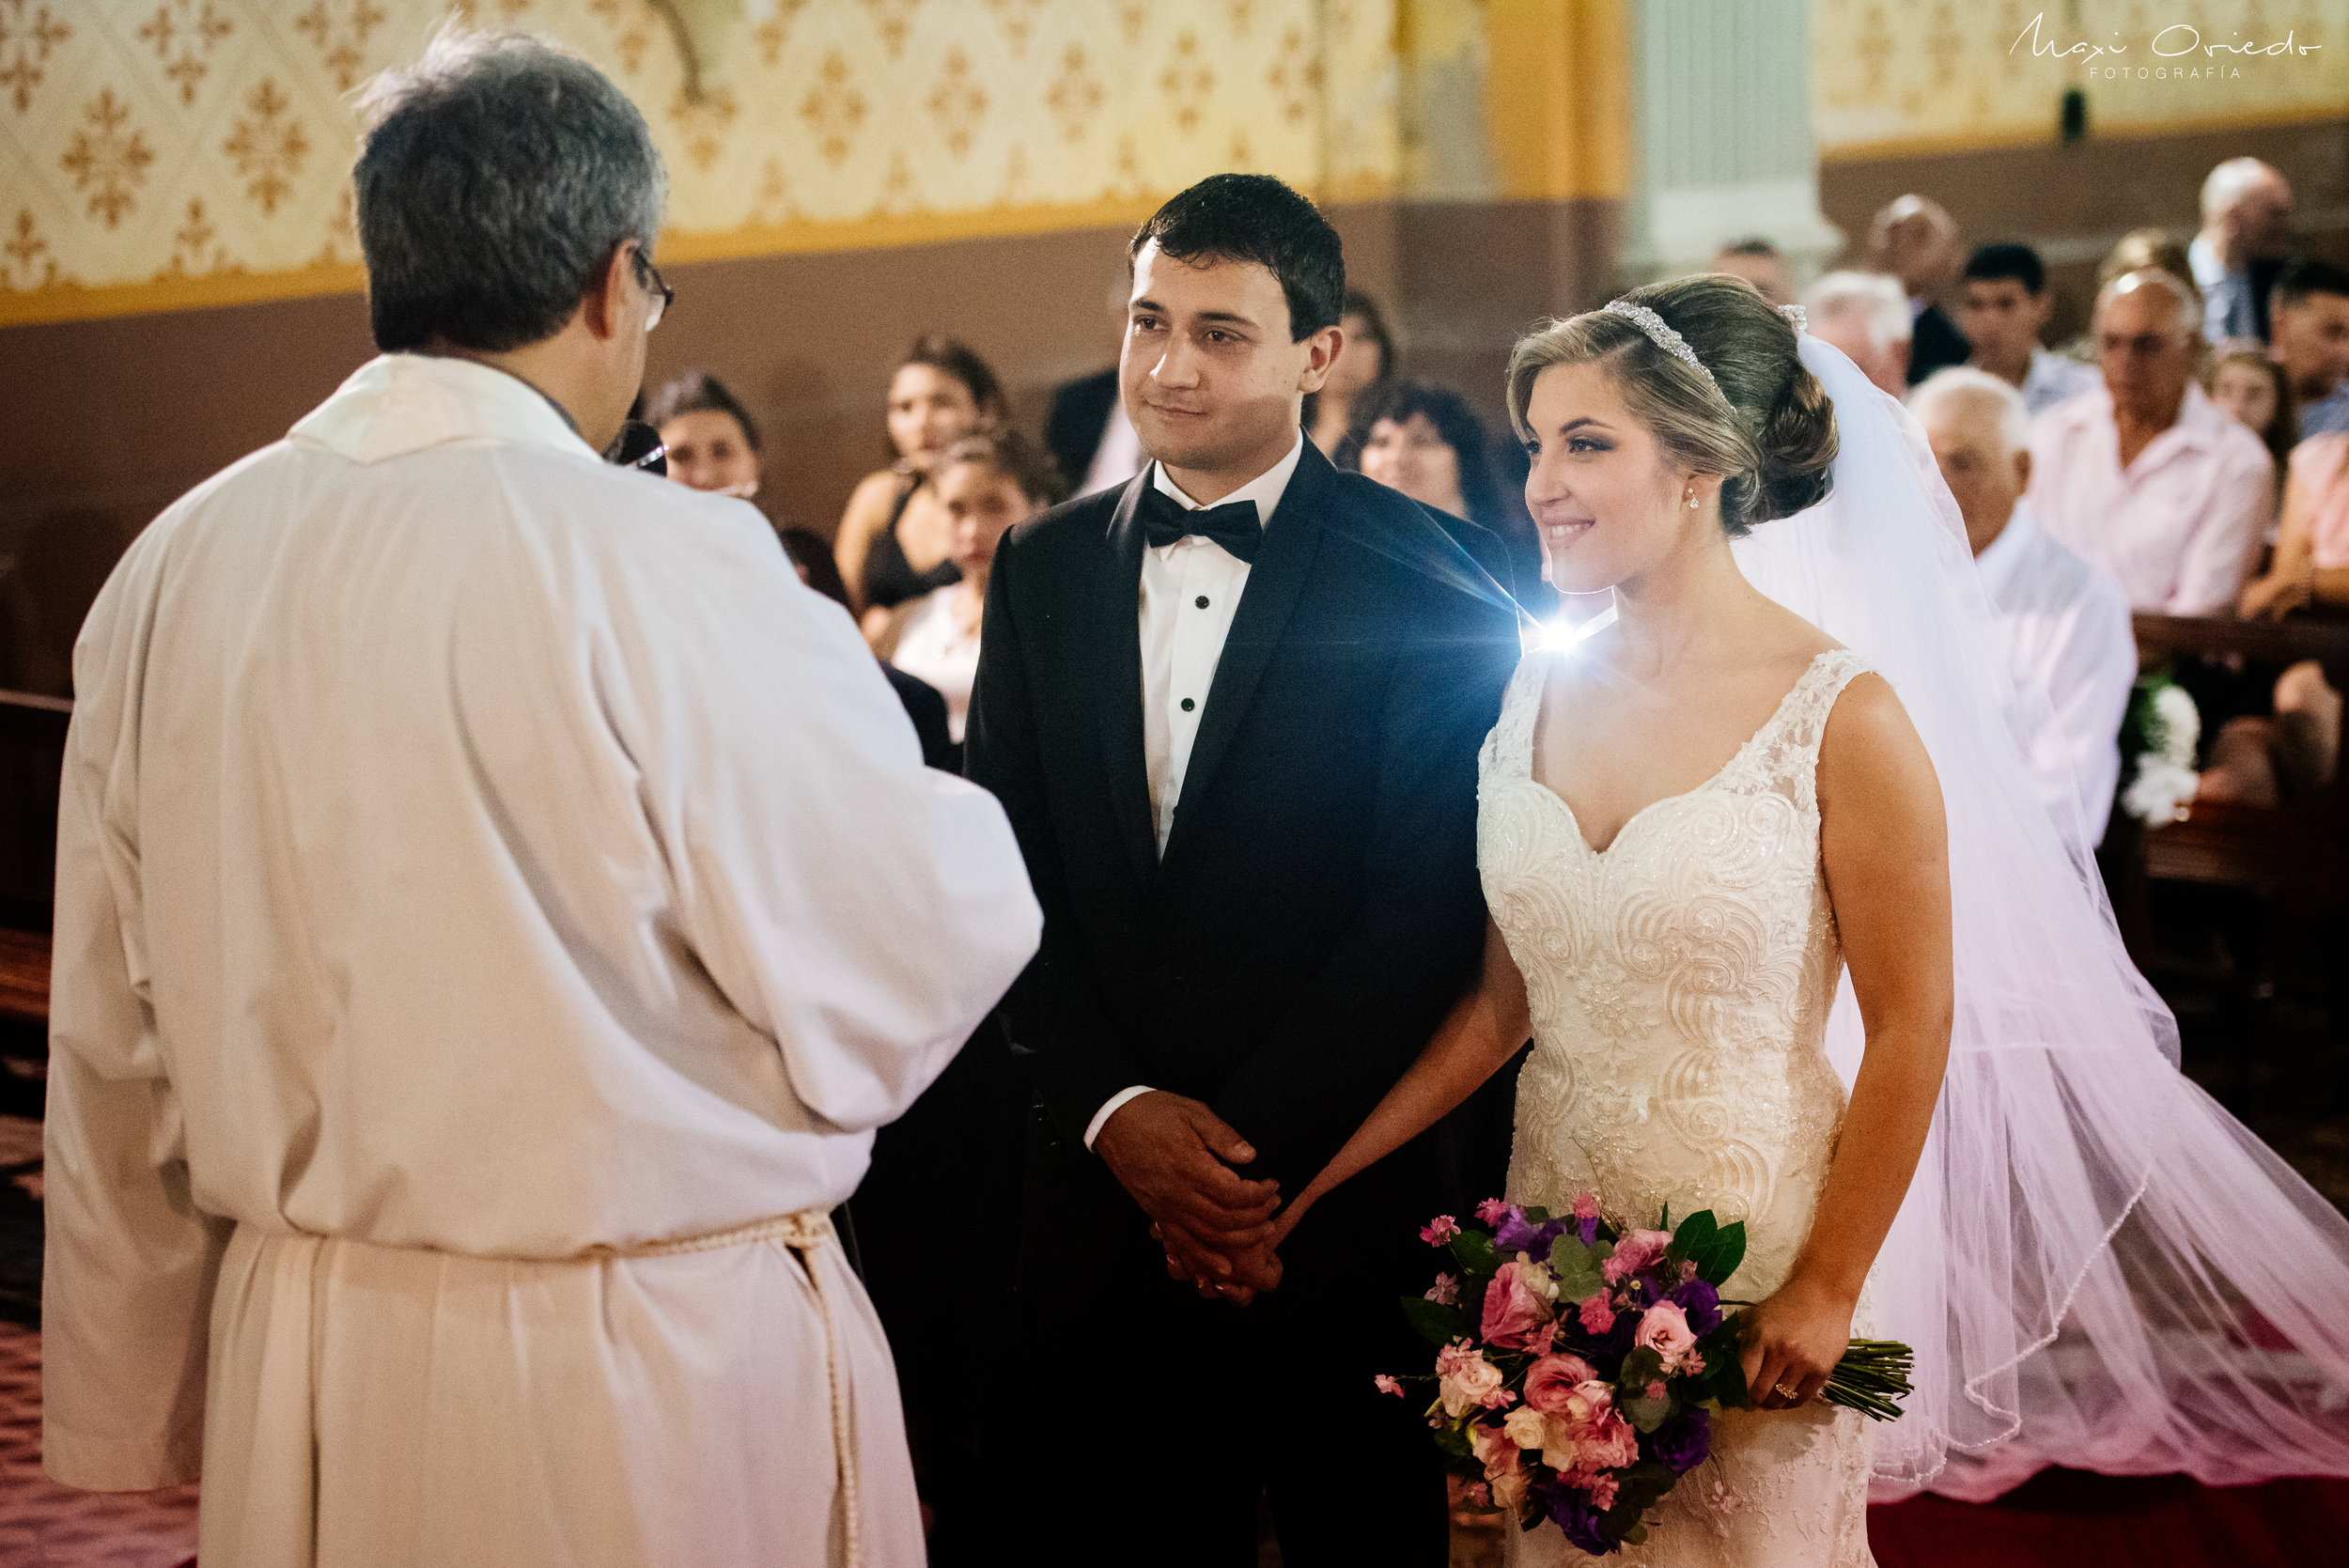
[2011,10,2323,81]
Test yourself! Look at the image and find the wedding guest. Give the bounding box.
[1863,194,1969,383]
[2102,227,2197,294]
[1804,271,1912,397]
[2208,343,2298,483]
[1958,242,2100,414]
[645,367,761,498]
[1913,368,2134,846]
[2267,256,2349,438]
[2241,431,2349,619]
[1711,237,1797,306]
[1304,287,1397,459]
[833,334,1007,637]
[2030,267,2274,616]
[1346,379,1551,618]
[2197,659,2341,808]
[2190,157,2295,343]
[872,429,1065,759]
[39,30,1040,1566]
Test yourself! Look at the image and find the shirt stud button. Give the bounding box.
[1195,595,1209,609]
[1180,697,1196,712]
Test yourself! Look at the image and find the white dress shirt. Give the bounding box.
[1975,502,2139,847]
[42,353,1041,1557]
[2028,382,2275,615]
[1080,396,1146,497]
[2019,346,2101,416]
[1085,433,1306,1148]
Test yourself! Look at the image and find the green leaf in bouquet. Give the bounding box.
[1520,1205,1552,1223]
[1703,1220,1746,1286]
[1434,1420,1476,1459]
[1666,1209,1718,1272]
[1616,1345,1665,1389]
[1621,1386,1673,1433]
[1598,1460,1678,1543]
[1449,1228,1501,1278]
[1548,1234,1608,1302]
[1400,1296,1468,1347]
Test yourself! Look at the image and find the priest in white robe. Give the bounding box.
[40,31,1040,1568]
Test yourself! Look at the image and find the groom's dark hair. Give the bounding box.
[1132,174,1346,342]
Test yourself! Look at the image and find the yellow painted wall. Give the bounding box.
[1813,0,2346,160]
[0,0,1403,325]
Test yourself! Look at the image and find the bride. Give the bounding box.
[1264,275,2349,1563]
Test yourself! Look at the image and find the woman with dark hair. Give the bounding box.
[833,334,1008,644]
[644,368,762,498]
[1306,287,1398,460]
[1346,379,1555,616]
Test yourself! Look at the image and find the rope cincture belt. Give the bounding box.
[592,1210,861,1568]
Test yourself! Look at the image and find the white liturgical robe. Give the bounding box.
[41,354,1041,1568]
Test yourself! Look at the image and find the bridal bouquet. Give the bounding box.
[1379,1197,1911,1555]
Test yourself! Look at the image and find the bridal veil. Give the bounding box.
[1731,334,2349,1498]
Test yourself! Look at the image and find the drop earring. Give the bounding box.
[1687,489,1700,510]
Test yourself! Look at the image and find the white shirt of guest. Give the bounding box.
[1975,501,2139,847]
[1085,432,1304,1149]
[2019,346,2102,416]
[2027,381,2275,616]
[1080,395,1146,497]
[40,353,1042,1552]
[890,583,982,741]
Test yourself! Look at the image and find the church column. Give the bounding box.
[1616,0,1843,285]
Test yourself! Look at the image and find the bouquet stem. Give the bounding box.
[1819,1339,1914,1421]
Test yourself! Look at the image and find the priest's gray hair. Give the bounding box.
[354,26,667,353]
[1908,366,2031,463]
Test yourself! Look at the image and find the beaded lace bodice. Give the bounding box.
[1478,648,1871,1305]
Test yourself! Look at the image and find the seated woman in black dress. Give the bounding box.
[832,334,1007,648]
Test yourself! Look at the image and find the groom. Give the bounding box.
[966,174,1521,1566]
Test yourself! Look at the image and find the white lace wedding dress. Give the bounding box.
[1479,646,1881,1568]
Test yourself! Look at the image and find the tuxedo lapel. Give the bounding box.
[1094,472,1159,884]
[1163,445,1330,862]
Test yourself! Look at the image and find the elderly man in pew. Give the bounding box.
[1913,367,2136,849]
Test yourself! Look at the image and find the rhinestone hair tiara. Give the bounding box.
[1597,299,1810,397]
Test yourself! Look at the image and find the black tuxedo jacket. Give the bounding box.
[966,443,1522,1266]
[1043,367,1121,495]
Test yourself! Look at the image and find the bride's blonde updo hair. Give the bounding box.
[1505,274,1838,538]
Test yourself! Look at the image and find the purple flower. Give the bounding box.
[1668,1278,1721,1336]
[1492,1207,1545,1255]
[1579,1213,1600,1247]
[1646,1406,1713,1475]
[1541,1480,1618,1556]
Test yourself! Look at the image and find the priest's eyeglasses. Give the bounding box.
[631,246,674,334]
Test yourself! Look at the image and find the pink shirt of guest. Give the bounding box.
[2027,381,2275,615]
[2294,434,2349,570]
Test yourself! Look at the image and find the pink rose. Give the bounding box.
[1602,1229,1672,1284]
[1479,1259,1557,1350]
[1476,1197,1512,1225]
[1374,1374,1405,1398]
[1436,1342,1505,1418]
[1587,1472,1621,1510]
[1421,1215,1460,1245]
[1578,1292,1616,1334]
[1469,1420,1521,1478]
[1634,1299,1699,1370]
[1425,1272,1459,1306]
[1541,1382,1641,1479]
[1521,1353,1601,1414]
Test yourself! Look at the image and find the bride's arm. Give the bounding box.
[1743,672,1953,1410]
[1266,917,1532,1247]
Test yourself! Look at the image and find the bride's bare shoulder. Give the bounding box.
[1816,670,1944,830]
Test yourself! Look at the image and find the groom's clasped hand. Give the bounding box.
[1092,1090,1285,1303]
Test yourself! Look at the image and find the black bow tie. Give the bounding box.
[1138,485,1263,564]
